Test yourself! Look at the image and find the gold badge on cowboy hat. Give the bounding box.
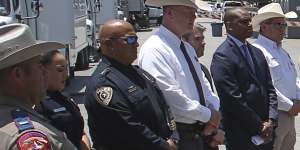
[252,3,298,31]
[145,0,211,11]
[0,23,65,70]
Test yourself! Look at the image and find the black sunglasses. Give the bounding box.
[111,36,138,45]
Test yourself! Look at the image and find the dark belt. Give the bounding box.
[176,122,205,133]
[176,122,205,141]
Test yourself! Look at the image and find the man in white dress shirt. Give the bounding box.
[138,0,222,149]
[252,3,300,150]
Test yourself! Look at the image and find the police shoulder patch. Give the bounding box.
[17,131,51,150]
[95,86,113,105]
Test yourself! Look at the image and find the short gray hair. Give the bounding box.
[194,22,206,32]
[182,22,206,41]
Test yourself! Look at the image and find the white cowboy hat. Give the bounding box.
[252,3,298,31]
[145,0,209,10]
[0,23,65,70]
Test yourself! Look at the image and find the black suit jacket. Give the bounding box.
[210,37,278,150]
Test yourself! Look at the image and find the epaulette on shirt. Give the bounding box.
[11,109,51,150]
[11,109,34,133]
[100,67,111,76]
[139,68,156,83]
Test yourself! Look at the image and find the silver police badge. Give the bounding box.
[95,87,113,105]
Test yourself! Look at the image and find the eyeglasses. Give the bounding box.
[111,35,138,45]
[55,64,67,73]
[266,22,287,30]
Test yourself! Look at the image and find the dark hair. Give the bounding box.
[194,23,206,32]
[40,50,61,66]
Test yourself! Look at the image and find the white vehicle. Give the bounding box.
[221,1,243,13]
[0,0,90,77]
[85,0,118,61]
[147,6,162,25]
[124,0,149,30]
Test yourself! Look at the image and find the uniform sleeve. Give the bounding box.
[4,128,75,150]
[211,52,262,135]
[85,84,169,150]
[138,47,211,123]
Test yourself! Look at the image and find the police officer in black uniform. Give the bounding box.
[35,50,91,150]
[84,20,177,150]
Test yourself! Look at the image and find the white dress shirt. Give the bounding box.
[253,35,300,111]
[138,26,220,124]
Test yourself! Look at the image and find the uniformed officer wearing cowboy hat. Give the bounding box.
[252,3,299,150]
[0,23,76,149]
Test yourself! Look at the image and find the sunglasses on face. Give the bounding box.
[266,22,287,30]
[111,35,138,45]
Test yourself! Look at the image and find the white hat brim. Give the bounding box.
[195,0,212,12]
[145,0,207,10]
[0,41,65,69]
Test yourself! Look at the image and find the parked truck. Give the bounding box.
[0,0,91,77]
[147,5,163,25]
[85,0,119,61]
[122,0,149,31]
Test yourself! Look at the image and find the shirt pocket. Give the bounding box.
[268,58,283,83]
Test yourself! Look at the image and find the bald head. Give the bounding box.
[98,19,138,65]
[99,20,134,43]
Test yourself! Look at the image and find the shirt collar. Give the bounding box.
[257,34,282,49]
[158,25,182,48]
[228,34,247,48]
[0,95,35,112]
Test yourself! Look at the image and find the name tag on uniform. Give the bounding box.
[53,107,66,113]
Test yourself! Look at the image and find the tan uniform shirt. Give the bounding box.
[0,96,76,150]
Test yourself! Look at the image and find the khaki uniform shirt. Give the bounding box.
[0,96,76,150]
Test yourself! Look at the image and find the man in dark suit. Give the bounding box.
[210,8,278,150]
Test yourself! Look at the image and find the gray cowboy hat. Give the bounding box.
[0,23,65,70]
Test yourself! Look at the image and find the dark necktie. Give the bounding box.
[241,44,255,73]
[180,41,206,106]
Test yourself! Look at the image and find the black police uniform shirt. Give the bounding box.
[85,56,176,150]
[35,91,84,149]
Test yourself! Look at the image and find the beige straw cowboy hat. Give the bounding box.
[252,3,297,31]
[145,0,210,10]
[0,23,65,70]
